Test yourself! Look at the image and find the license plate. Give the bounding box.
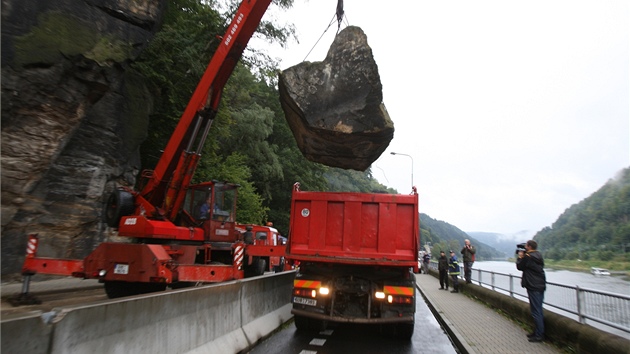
[293,296,317,306]
[113,264,129,274]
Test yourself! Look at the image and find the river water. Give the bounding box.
[472,261,629,294]
[468,261,630,339]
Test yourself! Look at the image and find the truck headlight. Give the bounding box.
[319,287,330,295]
[375,291,385,299]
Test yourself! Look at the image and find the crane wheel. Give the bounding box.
[104,281,167,299]
[244,257,266,277]
[104,189,135,228]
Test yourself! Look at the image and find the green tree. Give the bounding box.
[534,167,630,262]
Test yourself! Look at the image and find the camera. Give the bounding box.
[515,243,526,255]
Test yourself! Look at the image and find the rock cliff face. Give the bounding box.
[1,0,166,278]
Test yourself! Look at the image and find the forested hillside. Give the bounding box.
[534,167,630,262]
[420,214,505,260]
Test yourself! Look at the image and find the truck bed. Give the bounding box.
[287,188,419,267]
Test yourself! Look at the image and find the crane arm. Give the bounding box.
[139,0,273,211]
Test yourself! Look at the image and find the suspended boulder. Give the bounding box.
[279,26,394,171]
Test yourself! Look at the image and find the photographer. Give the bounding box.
[516,240,546,343]
[460,239,476,283]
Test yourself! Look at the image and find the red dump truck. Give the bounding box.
[286,183,419,338]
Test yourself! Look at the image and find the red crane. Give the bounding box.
[16,0,288,302]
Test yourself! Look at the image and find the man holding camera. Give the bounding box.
[460,239,476,283]
[516,240,547,343]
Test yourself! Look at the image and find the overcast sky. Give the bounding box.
[255,0,629,235]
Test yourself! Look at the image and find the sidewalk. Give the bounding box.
[416,272,560,354]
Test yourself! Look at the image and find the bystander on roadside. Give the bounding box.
[461,239,476,284]
[422,252,431,274]
[437,250,449,290]
[516,240,547,343]
[448,250,460,293]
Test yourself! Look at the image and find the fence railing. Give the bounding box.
[428,262,630,336]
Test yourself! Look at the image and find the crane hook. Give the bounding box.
[336,0,344,31]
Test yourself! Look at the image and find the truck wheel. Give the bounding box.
[382,322,414,339]
[294,315,310,330]
[294,315,326,331]
[104,189,135,228]
[395,322,415,339]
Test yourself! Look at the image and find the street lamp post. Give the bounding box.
[390,152,414,190]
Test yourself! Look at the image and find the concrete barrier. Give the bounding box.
[1,311,52,353]
[458,278,630,354]
[1,271,294,354]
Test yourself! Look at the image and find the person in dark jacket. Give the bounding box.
[460,239,476,283]
[437,251,449,290]
[516,240,547,343]
[448,250,460,293]
[422,252,431,274]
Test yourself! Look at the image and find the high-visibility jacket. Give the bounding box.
[448,255,460,275]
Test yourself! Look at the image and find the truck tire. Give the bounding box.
[104,189,135,228]
[294,315,310,330]
[382,322,414,339]
[294,315,327,332]
[395,322,415,339]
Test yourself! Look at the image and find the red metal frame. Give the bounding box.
[286,183,420,271]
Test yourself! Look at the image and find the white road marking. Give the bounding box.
[309,338,327,346]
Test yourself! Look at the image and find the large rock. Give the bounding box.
[279,26,394,171]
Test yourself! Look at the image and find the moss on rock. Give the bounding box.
[14,12,133,67]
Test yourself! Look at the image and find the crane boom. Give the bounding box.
[140,0,272,218]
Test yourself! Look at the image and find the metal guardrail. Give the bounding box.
[427,262,630,335]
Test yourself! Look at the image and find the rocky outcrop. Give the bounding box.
[279,26,394,171]
[1,0,166,278]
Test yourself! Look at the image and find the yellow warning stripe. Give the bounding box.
[293,279,322,289]
[383,285,414,296]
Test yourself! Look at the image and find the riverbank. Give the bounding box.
[545,260,629,274]
[505,258,630,277]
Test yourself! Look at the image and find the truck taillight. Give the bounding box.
[387,295,413,305]
[294,288,317,298]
